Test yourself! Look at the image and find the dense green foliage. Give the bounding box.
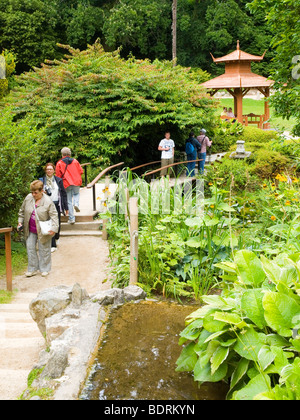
[0,0,274,77]
[0,108,43,227]
[176,249,300,400]
[0,49,16,98]
[4,41,215,167]
[249,0,300,135]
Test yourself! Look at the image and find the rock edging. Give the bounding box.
[24,284,146,400]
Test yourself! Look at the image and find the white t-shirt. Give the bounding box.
[159,138,175,159]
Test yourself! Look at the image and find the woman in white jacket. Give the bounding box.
[18,180,59,277]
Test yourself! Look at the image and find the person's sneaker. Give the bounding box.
[74,205,80,212]
[25,271,38,277]
[68,220,75,225]
[51,247,57,253]
[41,272,49,277]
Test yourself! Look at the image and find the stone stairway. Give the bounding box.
[0,293,45,400]
[60,182,117,238]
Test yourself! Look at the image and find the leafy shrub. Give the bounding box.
[0,108,43,227]
[211,120,243,152]
[205,156,260,192]
[4,41,216,168]
[176,249,300,400]
[237,126,279,144]
[0,50,16,98]
[249,149,290,179]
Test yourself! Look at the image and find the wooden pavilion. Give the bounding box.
[202,41,274,129]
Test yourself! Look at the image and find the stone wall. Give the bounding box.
[25,284,146,400]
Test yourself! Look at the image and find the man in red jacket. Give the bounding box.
[56,147,83,224]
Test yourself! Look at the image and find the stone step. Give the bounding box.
[60,230,103,237]
[11,293,37,304]
[61,211,99,223]
[0,313,33,323]
[0,369,32,400]
[60,221,102,231]
[0,337,44,371]
[0,304,29,313]
[0,323,41,339]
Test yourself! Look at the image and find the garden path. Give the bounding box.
[0,190,113,400]
[0,156,227,400]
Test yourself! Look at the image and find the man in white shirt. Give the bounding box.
[158,132,175,176]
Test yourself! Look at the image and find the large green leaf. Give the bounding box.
[232,373,271,400]
[230,358,249,390]
[210,346,229,375]
[201,294,236,310]
[263,291,300,337]
[234,326,266,361]
[213,311,247,328]
[234,250,266,286]
[241,289,267,329]
[193,358,228,383]
[258,346,275,371]
[176,342,197,372]
[203,313,227,333]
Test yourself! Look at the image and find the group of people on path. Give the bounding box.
[18,147,83,278]
[18,132,211,280]
[158,129,212,177]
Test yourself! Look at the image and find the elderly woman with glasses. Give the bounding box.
[41,162,69,252]
[18,180,59,277]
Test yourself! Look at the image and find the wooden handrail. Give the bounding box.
[0,227,13,291]
[87,162,125,211]
[81,162,91,187]
[142,159,203,177]
[87,162,125,188]
[129,160,162,171]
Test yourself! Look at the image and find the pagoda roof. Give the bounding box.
[202,72,273,90]
[211,41,266,63]
[202,41,273,90]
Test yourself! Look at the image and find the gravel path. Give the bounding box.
[0,236,112,400]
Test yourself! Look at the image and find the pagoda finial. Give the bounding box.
[237,40,240,50]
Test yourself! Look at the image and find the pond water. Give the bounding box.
[80,300,227,400]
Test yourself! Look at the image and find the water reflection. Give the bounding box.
[80,301,227,400]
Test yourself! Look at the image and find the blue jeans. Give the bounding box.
[186,152,197,177]
[198,153,206,174]
[66,185,80,222]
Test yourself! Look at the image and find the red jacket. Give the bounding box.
[55,157,83,189]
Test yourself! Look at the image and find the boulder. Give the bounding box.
[71,283,89,307]
[123,285,147,301]
[29,286,72,335]
[92,288,124,306]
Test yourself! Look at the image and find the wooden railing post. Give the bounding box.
[129,197,138,285]
[0,228,13,292]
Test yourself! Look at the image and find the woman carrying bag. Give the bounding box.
[41,162,69,252]
[18,180,59,277]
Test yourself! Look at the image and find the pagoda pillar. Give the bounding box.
[234,88,243,124]
[264,87,270,129]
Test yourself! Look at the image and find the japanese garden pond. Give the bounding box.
[79,300,227,400]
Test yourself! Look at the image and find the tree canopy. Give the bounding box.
[0,0,274,76]
[4,41,215,167]
[249,0,300,135]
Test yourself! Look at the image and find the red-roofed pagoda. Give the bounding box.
[202,41,274,129]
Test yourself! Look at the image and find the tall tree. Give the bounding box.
[249,0,300,134]
[172,0,177,67]
[0,0,59,72]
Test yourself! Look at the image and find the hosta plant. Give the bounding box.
[176,249,300,400]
